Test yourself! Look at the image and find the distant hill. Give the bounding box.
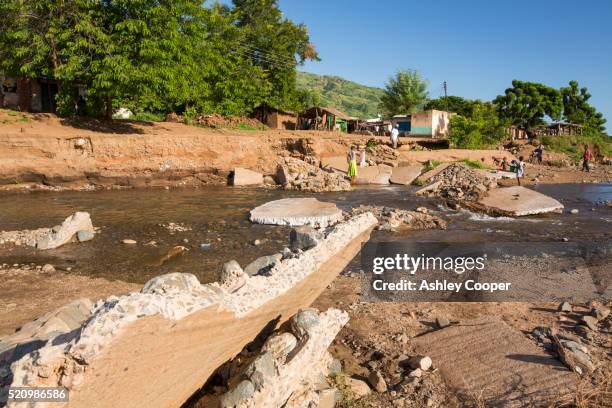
[296,71,383,118]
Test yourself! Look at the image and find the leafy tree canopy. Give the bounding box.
[560,80,606,132]
[424,96,475,117]
[494,80,563,133]
[379,69,428,116]
[448,101,507,148]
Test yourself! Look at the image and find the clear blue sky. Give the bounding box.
[280,0,612,128]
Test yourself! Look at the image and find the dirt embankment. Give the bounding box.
[0,112,358,191]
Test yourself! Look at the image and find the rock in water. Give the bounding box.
[231,167,264,186]
[36,212,94,250]
[250,198,343,227]
[289,225,321,251]
[243,254,282,276]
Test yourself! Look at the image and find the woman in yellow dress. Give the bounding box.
[347,145,358,183]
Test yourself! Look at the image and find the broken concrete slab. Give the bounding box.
[354,165,392,185]
[320,156,347,174]
[476,169,517,180]
[230,167,263,186]
[413,316,575,407]
[414,162,451,184]
[7,213,377,408]
[250,198,343,227]
[478,186,564,216]
[389,165,422,185]
[36,212,95,250]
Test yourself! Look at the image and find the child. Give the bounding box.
[516,156,525,186]
[347,145,358,183]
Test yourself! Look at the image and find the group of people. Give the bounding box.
[346,124,401,183]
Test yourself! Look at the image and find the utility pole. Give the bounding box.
[443,81,448,112]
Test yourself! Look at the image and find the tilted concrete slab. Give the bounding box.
[320,156,347,174]
[230,167,263,186]
[250,198,343,227]
[414,162,452,184]
[7,213,378,408]
[354,165,392,185]
[389,165,422,185]
[478,186,563,216]
[413,316,575,407]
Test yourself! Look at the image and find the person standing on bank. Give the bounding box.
[347,145,358,183]
[582,145,592,172]
[390,124,399,149]
[359,144,367,167]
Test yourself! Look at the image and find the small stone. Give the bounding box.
[592,306,610,321]
[408,368,422,378]
[243,254,282,276]
[562,237,569,242]
[581,316,598,331]
[407,355,432,371]
[41,264,55,273]
[252,239,261,246]
[415,207,428,214]
[122,239,137,245]
[218,260,247,293]
[570,209,579,214]
[436,316,450,328]
[261,332,297,361]
[244,353,276,391]
[220,380,255,408]
[328,358,342,376]
[317,388,340,408]
[290,308,320,340]
[289,225,321,251]
[76,230,95,242]
[347,378,371,398]
[367,370,387,392]
[559,301,573,313]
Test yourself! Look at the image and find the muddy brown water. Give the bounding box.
[0,184,610,285]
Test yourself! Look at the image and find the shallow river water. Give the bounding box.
[0,183,610,284]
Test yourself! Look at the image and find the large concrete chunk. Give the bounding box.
[7,213,377,408]
[413,317,575,407]
[250,198,343,227]
[478,186,563,216]
[389,165,422,185]
[320,156,347,174]
[354,165,392,185]
[36,212,94,250]
[230,167,263,186]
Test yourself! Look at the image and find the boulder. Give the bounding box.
[289,225,322,251]
[389,165,422,185]
[250,198,343,228]
[290,308,321,340]
[367,370,387,392]
[231,167,264,186]
[36,212,94,250]
[218,260,248,293]
[261,332,298,361]
[243,254,282,276]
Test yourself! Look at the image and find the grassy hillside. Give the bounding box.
[296,71,383,118]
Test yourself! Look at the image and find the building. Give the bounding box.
[251,104,297,130]
[298,106,351,132]
[0,75,71,113]
[389,109,453,138]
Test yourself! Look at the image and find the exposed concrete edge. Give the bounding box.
[8,213,377,403]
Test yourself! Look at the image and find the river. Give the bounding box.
[0,183,610,285]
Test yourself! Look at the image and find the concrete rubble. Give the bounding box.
[0,212,95,249]
[276,157,351,192]
[389,165,422,185]
[250,198,344,228]
[354,165,393,185]
[217,308,348,407]
[351,205,447,231]
[3,212,377,408]
[415,163,497,201]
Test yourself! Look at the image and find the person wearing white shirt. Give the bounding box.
[390,124,399,149]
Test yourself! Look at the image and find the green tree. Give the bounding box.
[560,80,606,132]
[494,80,563,135]
[232,0,319,111]
[448,102,507,148]
[424,96,474,116]
[379,69,428,116]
